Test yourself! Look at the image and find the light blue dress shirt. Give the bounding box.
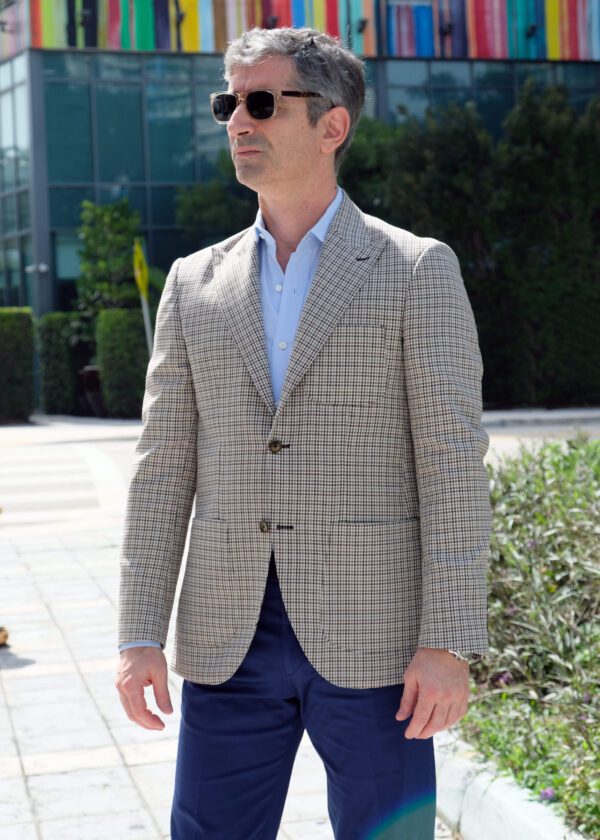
[119,186,345,653]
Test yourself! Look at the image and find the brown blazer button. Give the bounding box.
[268,440,283,453]
[259,519,271,533]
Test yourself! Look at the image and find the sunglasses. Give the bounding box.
[209,89,327,123]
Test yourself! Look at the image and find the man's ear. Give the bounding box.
[319,106,351,157]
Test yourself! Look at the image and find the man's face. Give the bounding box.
[224,56,325,195]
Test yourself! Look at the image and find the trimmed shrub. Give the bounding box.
[96,309,149,418]
[37,312,77,414]
[0,307,34,423]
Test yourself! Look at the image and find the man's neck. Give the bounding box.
[257,183,339,255]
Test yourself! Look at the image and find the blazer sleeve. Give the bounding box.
[403,240,492,655]
[118,257,198,649]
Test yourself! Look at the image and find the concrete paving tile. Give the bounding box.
[280,818,332,839]
[1,647,74,669]
[0,776,33,827]
[0,756,22,778]
[38,810,160,839]
[22,746,122,776]
[79,657,118,673]
[109,724,180,748]
[128,762,177,809]
[0,822,38,840]
[0,602,48,618]
[148,806,171,838]
[1,661,77,679]
[27,766,144,821]
[3,673,88,707]
[5,629,67,651]
[280,792,329,824]
[36,580,104,601]
[1,564,30,580]
[121,739,179,767]
[0,583,41,603]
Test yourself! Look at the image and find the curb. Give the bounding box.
[434,730,586,840]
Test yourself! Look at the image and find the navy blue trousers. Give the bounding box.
[171,551,436,839]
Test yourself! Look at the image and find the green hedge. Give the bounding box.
[96,309,149,418]
[461,434,599,837]
[37,312,77,414]
[0,308,34,423]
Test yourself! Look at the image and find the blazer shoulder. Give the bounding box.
[361,212,455,269]
[175,226,253,285]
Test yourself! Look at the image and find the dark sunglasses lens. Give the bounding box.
[212,93,237,122]
[246,90,276,120]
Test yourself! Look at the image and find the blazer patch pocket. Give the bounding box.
[176,518,239,648]
[323,518,422,652]
[304,323,387,405]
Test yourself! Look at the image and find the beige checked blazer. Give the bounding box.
[118,190,492,689]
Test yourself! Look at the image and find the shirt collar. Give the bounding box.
[253,186,344,247]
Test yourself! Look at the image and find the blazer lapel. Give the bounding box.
[212,229,277,416]
[212,192,387,421]
[274,193,387,421]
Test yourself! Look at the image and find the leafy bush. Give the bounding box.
[0,308,34,423]
[37,312,77,414]
[96,309,149,418]
[461,433,599,837]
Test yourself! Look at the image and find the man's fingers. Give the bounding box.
[396,678,418,721]
[127,682,166,729]
[404,693,436,739]
[153,681,174,714]
[415,702,451,739]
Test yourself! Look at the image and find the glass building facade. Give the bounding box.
[0,1,599,313]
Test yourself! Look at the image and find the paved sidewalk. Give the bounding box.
[1,410,597,839]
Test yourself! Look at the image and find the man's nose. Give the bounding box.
[226,101,255,138]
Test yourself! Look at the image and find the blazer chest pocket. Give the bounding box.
[176,518,238,648]
[304,323,387,406]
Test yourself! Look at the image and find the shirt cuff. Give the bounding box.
[119,640,163,651]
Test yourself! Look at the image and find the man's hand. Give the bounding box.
[115,647,173,729]
[395,647,469,739]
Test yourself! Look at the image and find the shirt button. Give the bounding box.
[275,283,283,292]
[278,341,287,350]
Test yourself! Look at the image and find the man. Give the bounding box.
[115,26,491,840]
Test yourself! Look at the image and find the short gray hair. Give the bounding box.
[223,27,365,173]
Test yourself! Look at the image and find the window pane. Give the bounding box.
[96,84,144,182]
[94,54,141,81]
[49,187,95,227]
[0,89,16,191]
[387,88,431,124]
[386,60,428,86]
[474,61,514,87]
[13,53,26,84]
[2,194,17,233]
[516,63,555,87]
[53,232,82,280]
[431,89,473,112]
[5,238,20,306]
[555,63,600,88]
[17,191,29,230]
[0,61,11,90]
[431,61,471,86]
[194,55,226,86]
[474,88,515,139]
[14,84,29,187]
[98,186,147,224]
[45,83,92,183]
[151,187,179,226]
[43,53,91,79]
[147,84,194,182]
[146,56,191,82]
[196,114,229,178]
